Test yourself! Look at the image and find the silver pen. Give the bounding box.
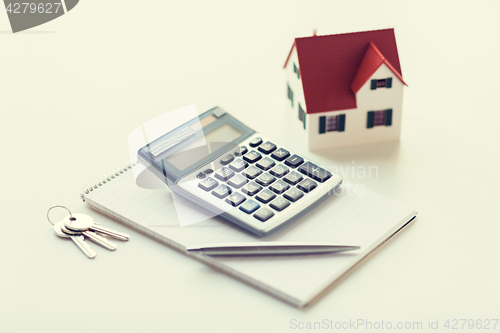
[186,242,360,256]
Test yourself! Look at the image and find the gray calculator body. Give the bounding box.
[138,107,343,236]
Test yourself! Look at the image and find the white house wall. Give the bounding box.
[307,63,404,150]
[285,46,309,146]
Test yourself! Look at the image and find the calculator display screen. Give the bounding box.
[204,123,242,144]
[165,123,241,171]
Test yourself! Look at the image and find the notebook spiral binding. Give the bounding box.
[80,162,138,201]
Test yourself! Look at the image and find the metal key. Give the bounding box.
[61,224,117,251]
[63,214,130,241]
[53,221,96,259]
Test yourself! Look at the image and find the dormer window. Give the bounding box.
[293,63,300,79]
[370,78,392,90]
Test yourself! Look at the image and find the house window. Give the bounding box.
[293,63,300,79]
[367,109,393,128]
[376,79,387,88]
[327,115,338,131]
[298,103,306,130]
[373,110,386,126]
[287,83,294,107]
[370,78,393,90]
[319,114,345,134]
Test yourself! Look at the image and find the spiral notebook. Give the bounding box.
[80,164,417,307]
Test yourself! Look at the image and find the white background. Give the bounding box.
[1,1,499,332]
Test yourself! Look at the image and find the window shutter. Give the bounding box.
[386,77,392,88]
[319,116,326,134]
[371,80,377,90]
[303,109,306,130]
[385,109,393,126]
[367,111,375,128]
[338,114,346,132]
[298,104,302,121]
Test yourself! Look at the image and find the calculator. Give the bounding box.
[138,107,343,236]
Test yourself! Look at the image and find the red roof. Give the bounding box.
[284,29,404,114]
[351,42,406,93]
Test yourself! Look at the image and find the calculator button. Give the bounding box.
[256,157,276,171]
[243,150,262,163]
[249,137,263,147]
[269,180,290,194]
[255,173,276,187]
[258,141,277,154]
[255,189,276,203]
[204,168,213,174]
[253,207,275,222]
[298,162,332,183]
[242,165,262,179]
[283,171,303,185]
[220,154,234,165]
[214,167,235,181]
[196,172,206,180]
[283,187,304,202]
[229,158,248,172]
[284,154,304,168]
[239,199,260,214]
[269,197,290,212]
[271,148,290,161]
[269,165,289,178]
[211,184,232,198]
[234,146,248,156]
[296,178,317,193]
[241,182,262,196]
[225,192,246,207]
[227,174,248,188]
[198,177,218,191]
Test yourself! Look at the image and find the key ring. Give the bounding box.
[47,205,72,225]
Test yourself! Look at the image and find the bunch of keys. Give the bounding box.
[47,205,130,259]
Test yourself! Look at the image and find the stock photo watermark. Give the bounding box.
[327,161,380,197]
[329,161,379,180]
[290,318,499,330]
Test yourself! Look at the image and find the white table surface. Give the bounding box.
[1,1,499,332]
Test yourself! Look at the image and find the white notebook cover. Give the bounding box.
[81,165,417,307]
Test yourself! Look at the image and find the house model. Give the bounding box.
[284,28,406,150]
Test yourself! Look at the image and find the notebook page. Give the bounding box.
[84,169,416,306]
